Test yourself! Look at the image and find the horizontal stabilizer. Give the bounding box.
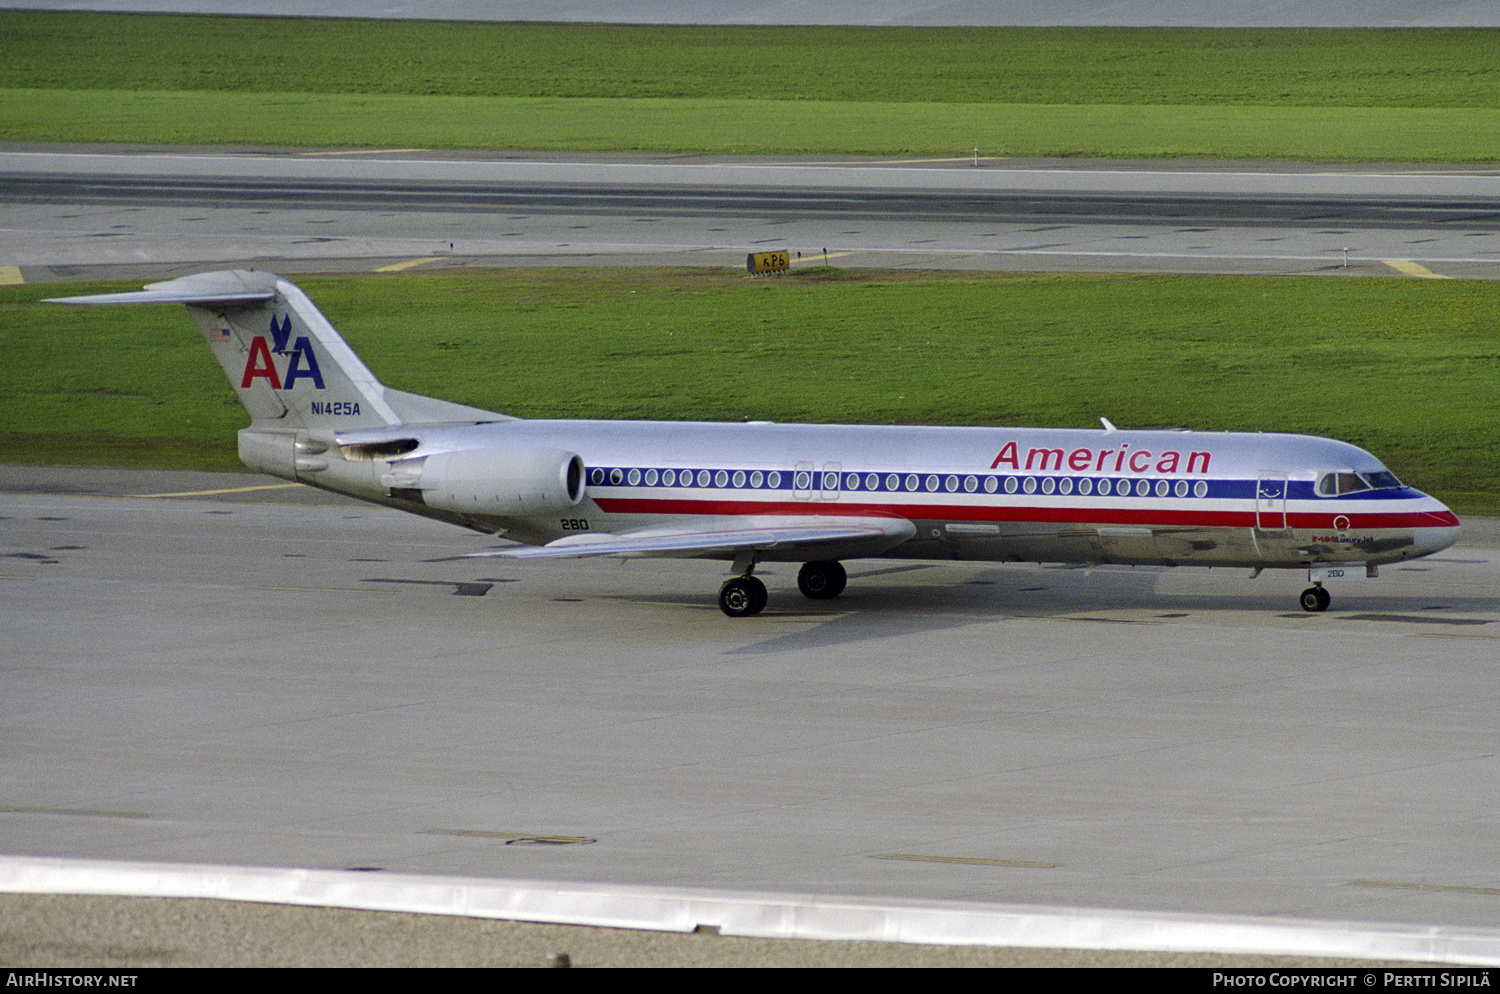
[46,288,275,307]
[47,271,278,308]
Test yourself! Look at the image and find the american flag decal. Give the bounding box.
[206,326,231,343]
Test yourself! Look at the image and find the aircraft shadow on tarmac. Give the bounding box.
[570,560,1497,656]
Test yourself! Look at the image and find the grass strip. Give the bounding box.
[3,268,1496,512]
[3,89,1496,160]
[1,15,1497,160]
[4,16,1496,108]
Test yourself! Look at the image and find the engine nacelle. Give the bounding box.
[414,447,585,517]
[239,428,296,481]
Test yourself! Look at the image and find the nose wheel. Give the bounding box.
[1300,584,1331,612]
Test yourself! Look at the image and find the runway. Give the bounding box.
[5,148,1500,281]
[3,466,1500,963]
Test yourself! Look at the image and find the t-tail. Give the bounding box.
[48,269,508,495]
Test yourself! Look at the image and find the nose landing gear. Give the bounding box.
[1300,584,1331,612]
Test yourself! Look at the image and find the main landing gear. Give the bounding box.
[717,560,849,617]
[1300,584,1332,612]
[718,574,769,618]
[797,560,847,600]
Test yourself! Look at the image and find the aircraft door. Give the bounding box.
[1255,474,1288,531]
[820,461,842,501]
[793,460,814,500]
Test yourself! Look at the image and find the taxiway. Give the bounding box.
[3,467,1499,963]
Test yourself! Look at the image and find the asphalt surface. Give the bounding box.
[3,466,1498,967]
[10,171,1499,229]
[6,148,1500,281]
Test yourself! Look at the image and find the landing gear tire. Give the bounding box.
[797,560,847,600]
[719,575,768,618]
[1300,585,1331,612]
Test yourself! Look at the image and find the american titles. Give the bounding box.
[991,440,1211,475]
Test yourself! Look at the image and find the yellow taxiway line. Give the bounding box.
[790,251,856,265]
[375,256,447,272]
[0,266,23,285]
[1382,259,1453,279]
[874,853,1062,868]
[131,483,302,498]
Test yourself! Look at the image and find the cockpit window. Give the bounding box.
[1317,470,1403,496]
[1317,472,1367,496]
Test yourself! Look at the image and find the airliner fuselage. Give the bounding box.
[339,419,1457,561]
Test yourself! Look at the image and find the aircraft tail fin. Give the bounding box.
[48,270,505,430]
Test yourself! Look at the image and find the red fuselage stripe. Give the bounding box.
[591,497,1458,531]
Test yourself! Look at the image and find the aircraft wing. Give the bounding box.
[463,516,916,561]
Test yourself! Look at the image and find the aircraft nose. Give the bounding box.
[1413,503,1462,557]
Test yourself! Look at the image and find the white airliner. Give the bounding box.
[51,270,1461,617]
